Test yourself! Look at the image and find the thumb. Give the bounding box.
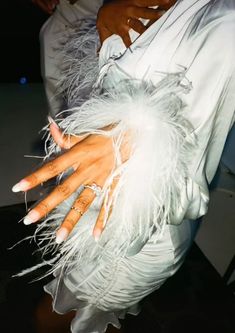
[48,116,87,149]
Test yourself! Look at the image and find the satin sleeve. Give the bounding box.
[170,15,235,223]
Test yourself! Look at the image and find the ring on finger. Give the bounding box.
[84,183,102,196]
[127,17,131,25]
[71,206,83,216]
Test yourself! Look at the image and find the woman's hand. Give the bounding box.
[12,120,130,244]
[96,0,177,48]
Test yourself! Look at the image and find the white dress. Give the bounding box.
[29,1,235,332]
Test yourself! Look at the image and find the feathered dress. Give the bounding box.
[20,1,235,332]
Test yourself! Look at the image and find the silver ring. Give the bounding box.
[84,183,102,196]
[71,206,83,215]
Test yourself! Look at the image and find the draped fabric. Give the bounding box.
[36,1,235,332]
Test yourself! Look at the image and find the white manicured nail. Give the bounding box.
[23,210,40,225]
[93,229,102,242]
[48,115,59,128]
[12,180,30,192]
[56,228,69,244]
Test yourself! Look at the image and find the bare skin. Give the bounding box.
[32,0,177,45]
[19,1,177,332]
[13,121,130,243]
[96,0,177,47]
[14,0,177,243]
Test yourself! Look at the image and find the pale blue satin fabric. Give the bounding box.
[45,1,235,332]
[45,219,198,332]
[100,0,235,224]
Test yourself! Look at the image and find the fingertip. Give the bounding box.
[93,228,102,242]
[49,119,66,148]
[48,116,59,128]
[12,179,30,192]
[23,209,40,225]
[49,122,62,140]
[122,34,132,48]
[56,227,69,244]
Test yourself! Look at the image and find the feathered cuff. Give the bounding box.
[45,73,196,259]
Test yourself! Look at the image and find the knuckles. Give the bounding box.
[76,195,92,210]
[37,202,50,215]
[28,174,39,187]
[47,161,59,175]
[56,184,71,197]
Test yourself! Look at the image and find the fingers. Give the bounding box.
[12,133,113,193]
[121,32,132,48]
[134,0,176,9]
[115,8,163,48]
[93,177,118,241]
[48,116,87,149]
[12,142,83,192]
[123,8,165,46]
[96,0,175,49]
[98,10,163,49]
[128,18,147,35]
[55,186,96,243]
[128,6,166,20]
[55,176,118,244]
[15,126,119,244]
[158,0,177,10]
[23,167,93,225]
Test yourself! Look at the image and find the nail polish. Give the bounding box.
[93,229,102,242]
[23,210,40,225]
[12,179,30,193]
[56,228,69,244]
[48,115,59,128]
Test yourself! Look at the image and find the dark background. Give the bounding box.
[0,0,48,83]
[0,2,234,332]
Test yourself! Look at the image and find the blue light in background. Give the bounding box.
[19,77,27,85]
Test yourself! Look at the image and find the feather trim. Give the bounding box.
[58,20,100,109]
[15,22,197,278]
[20,74,196,279]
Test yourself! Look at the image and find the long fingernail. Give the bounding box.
[93,229,102,242]
[12,180,30,193]
[23,210,40,225]
[48,115,59,128]
[56,228,69,244]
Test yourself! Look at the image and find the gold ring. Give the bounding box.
[71,206,83,216]
[127,17,131,25]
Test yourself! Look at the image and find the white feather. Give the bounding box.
[15,22,197,279]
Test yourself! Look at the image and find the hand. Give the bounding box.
[32,0,60,15]
[96,0,177,48]
[12,119,130,244]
